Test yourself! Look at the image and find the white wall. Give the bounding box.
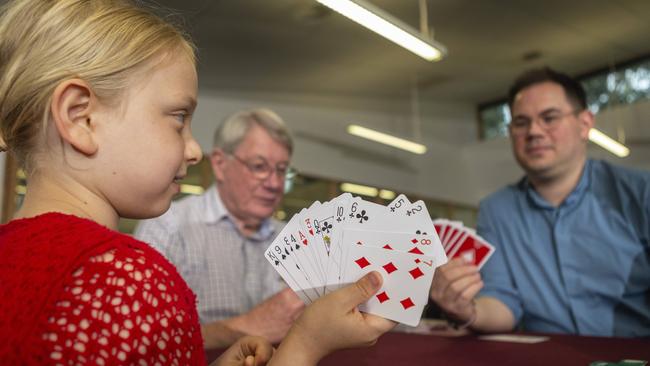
[589,98,650,171]
[192,89,479,206]
[190,89,649,207]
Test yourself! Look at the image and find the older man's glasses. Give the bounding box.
[509,110,579,136]
[230,154,295,182]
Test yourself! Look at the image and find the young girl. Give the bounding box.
[0,1,394,365]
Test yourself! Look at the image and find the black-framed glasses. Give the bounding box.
[509,110,580,136]
[230,154,296,182]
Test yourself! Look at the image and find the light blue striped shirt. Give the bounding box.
[478,159,650,337]
[134,185,285,324]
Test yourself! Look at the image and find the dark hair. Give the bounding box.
[507,67,587,111]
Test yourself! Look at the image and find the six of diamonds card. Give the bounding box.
[265,193,495,327]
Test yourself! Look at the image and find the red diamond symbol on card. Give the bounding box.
[376,291,389,303]
[355,257,371,268]
[382,262,397,274]
[409,267,424,279]
[408,247,424,255]
[309,229,313,235]
[382,244,393,250]
[400,297,415,309]
[415,258,421,263]
[411,238,418,244]
[302,239,308,245]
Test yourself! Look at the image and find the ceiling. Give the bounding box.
[155,0,650,104]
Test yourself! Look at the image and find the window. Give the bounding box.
[582,59,650,114]
[479,56,650,139]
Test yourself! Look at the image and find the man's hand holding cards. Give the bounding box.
[265,193,449,327]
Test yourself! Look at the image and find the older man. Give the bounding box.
[135,108,304,348]
[429,68,650,337]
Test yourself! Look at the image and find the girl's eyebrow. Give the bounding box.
[183,96,197,110]
[171,95,197,111]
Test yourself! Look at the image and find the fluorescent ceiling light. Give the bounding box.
[275,210,287,221]
[589,128,630,158]
[316,0,446,61]
[341,183,378,197]
[348,124,427,154]
[379,189,396,200]
[15,185,26,195]
[180,184,205,195]
[340,183,397,200]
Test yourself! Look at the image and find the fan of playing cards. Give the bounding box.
[265,193,453,326]
[433,219,496,269]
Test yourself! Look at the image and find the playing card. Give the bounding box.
[337,197,391,280]
[447,231,495,269]
[397,201,447,266]
[296,203,327,281]
[321,193,353,293]
[339,229,438,280]
[433,218,449,245]
[442,225,466,255]
[264,245,316,304]
[264,216,322,303]
[282,225,325,291]
[342,243,435,326]
[386,194,411,215]
[478,334,549,344]
[343,229,438,255]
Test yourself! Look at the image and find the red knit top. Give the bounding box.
[0,212,207,365]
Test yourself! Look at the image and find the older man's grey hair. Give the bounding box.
[213,108,293,155]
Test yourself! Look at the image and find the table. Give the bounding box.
[318,332,650,366]
[207,330,650,365]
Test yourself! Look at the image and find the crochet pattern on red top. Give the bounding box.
[0,212,206,365]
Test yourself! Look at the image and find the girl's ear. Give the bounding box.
[50,79,98,155]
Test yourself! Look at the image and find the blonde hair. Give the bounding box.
[0,0,196,171]
[213,108,294,155]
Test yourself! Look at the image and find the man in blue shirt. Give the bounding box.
[429,67,650,337]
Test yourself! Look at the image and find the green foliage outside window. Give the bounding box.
[479,57,650,139]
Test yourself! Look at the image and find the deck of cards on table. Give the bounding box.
[432,219,496,269]
[265,193,450,326]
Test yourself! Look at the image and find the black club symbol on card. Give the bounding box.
[416,230,428,235]
[356,210,369,224]
[321,221,333,233]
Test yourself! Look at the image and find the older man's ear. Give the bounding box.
[210,148,228,183]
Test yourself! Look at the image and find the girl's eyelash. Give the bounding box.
[174,113,187,123]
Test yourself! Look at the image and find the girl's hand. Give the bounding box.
[211,335,274,366]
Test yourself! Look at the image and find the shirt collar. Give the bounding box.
[520,159,592,210]
[203,185,277,240]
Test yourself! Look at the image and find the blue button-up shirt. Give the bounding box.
[477,159,650,337]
